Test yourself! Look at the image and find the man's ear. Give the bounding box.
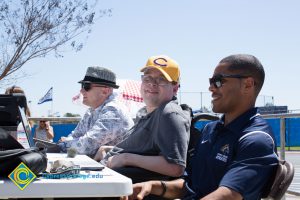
[173,83,179,93]
[244,77,255,93]
[103,87,113,95]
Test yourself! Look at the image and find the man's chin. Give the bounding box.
[211,105,220,113]
[82,101,88,106]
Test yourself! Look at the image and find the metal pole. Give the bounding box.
[28,100,32,111]
[279,117,286,200]
[280,117,286,160]
[51,100,53,116]
[200,92,203,111]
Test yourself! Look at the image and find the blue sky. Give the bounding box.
[5,0,300,117]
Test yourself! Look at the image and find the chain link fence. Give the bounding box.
[178,91,275,112]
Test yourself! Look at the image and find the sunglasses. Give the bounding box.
[209,74,249,88]
[40,121,46,123]
[81,82,107,91]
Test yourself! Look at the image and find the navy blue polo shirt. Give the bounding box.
[184,108,278,200]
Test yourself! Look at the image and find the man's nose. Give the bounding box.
[146,81,158,87]
[209,83,216,92]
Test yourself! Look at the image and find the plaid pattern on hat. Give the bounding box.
[79,66,119,88]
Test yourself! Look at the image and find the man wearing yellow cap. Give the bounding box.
[95,55,190,183]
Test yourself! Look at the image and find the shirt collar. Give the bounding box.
[219,107,259,134]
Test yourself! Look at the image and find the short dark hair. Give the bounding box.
[219,54,265,96]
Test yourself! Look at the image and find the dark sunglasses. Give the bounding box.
[40,121,46,123]
[81,82,107,91]
[209,74,249,88]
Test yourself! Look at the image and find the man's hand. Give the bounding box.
[106,153,129,168]
[45,122,50,130]
[59,136,67,142]
[94,145,113,161]
[121,182,153,200]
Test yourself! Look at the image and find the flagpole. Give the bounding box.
[51,100,53,116]
[51,88,54,116]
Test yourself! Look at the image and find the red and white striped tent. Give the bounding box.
[116,79,145,118]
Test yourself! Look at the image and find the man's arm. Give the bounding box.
[107,153,185,177]
[60,107,132,155]
[201,186,242,200]
[122,178,185,200]
[45,123,54,140]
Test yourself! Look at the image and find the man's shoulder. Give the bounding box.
[244,114,274,136]
[99,99,128,114]
[158,101,191,122]
[160,100,184,114]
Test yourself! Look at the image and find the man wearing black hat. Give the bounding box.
[58,66,134,157]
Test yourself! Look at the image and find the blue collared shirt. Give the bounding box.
[184,107,278,200]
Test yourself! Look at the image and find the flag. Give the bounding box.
[38,87,53,104]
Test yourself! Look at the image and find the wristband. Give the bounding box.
[159,181,167,197]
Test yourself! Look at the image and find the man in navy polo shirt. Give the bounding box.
[125,54,278,200]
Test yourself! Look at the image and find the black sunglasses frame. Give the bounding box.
[209,74,250,88]
[81,82,107,91]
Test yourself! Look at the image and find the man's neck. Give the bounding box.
[146,106,158,113]
[224,106,254,126]
[92,93,112,109]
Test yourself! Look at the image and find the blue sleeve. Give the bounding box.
[220,131,278,200]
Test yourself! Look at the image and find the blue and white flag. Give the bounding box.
[38,87,53,104]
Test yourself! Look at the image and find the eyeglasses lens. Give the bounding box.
[81,82,91,91]
[209,76,223,88]
[141,75,169,86]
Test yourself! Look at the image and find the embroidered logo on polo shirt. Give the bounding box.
[215,144,229,163]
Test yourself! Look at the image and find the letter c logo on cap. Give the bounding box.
[153,58,168,67]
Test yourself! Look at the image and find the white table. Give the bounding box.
[0,153,132,199]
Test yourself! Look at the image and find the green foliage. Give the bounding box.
[64,112,81,117]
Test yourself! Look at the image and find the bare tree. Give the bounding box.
[0,0,111,83]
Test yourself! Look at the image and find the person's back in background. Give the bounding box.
[5,86,33,126]
[3,86,33,147]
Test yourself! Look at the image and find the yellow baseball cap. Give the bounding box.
[140,55,180,83]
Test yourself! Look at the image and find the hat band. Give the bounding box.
[83,76,116,85]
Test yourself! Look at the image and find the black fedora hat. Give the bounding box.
[78,66,119,89]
